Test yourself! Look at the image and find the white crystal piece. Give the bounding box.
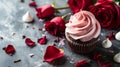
[115,31,120,41]
[114,52,120,63]
[22,11,34,23]
[102,38,112,48]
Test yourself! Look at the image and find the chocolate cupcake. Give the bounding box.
[65,11,101,53]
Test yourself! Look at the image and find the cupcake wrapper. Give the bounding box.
[65,33,100,53]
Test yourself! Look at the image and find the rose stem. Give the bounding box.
[54,6,69,10]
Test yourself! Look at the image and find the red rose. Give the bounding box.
[89,0,120,29]
[35,4,55,19]
[68,0,94,13]
[45,17,65,36]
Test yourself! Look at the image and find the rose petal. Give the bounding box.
[4,45,15,55]
[44,45,64,63]
[106,32,115,40]
[25,38,35,47]
[97,61,112,67]
[76,59,88,67]
[29,1,37,7]
[38,36,47,44]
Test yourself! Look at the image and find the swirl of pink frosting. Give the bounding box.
[65,11,101,42]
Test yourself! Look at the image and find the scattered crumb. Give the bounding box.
[26,26,29,28]
[14,58,21,63]
[0,36,3,40]
[22,35,26,39]
[29,53,34,57]
[2,47,6,50]
[53,44,56,46]
[12,32,16,36]
[20,0,24,2]
[9,53,14,56]
[32,27,35,29]
[42,28,45,32]
[54,37,60,42]
[38,28,42,31]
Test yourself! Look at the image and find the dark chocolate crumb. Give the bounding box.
[29,53,34,57]
[0,36,3,40]
[2,47,6,50]
[26,26,29,28]
[53,44,56,46]
[32,27,35,29]
[14,58,21,63]
[20,0,24,2]
[22,35,26,39]
[38,28,42,31]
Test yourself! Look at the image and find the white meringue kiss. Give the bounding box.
[114,52,120,63]
[22,11,34,23]
[115,31,120,41]
[102,38,112,48]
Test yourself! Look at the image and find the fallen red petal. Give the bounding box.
[29,1,37,7]
[38,36,47,44]
[76,59,88,67]
[44,45,64,63]
[106,32,115,40]
[5,45,15,55]
[25,38,35,47]
[97,61,112,67]
[93,53,101,61]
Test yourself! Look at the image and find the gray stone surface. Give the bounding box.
[0,0,120,67]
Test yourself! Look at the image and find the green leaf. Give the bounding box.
[51,1,56,8]
[113,0,120,6]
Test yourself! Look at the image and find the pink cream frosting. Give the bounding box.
[65,11,101,42]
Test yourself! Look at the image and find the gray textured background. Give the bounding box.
[0,0,120,67]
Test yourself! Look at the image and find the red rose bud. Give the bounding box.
[4,45,15,55]
[38,36,47,44]
[68,0,94,13]
[45,17,65,36]
[44,45,64,63]
[35,4,55,19]
[89,1,120,29]
[25,38,35,47]
[29,1,37,7]
[76,59,88,67]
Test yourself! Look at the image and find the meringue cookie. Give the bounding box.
[113,52,120,63]
[115,31,120,41]
[22,11,34,23]
[102,38,112,48]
